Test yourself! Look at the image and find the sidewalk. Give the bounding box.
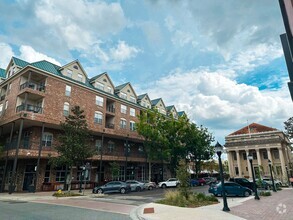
[133,188,293,220]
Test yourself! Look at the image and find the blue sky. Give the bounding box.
[0,0,293,144]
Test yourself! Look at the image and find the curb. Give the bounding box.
[130,203,150,220]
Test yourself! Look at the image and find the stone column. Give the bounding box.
[227,151,234,177]
[256,149,262,166]
[279,147,287,181]
[267,148,274,177]
[236,150,242,177]
[246,149,252,178]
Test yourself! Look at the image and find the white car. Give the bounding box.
[262,177,282,187]
[158,178,180,188]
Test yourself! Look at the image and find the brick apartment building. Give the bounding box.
[0,57,185,192]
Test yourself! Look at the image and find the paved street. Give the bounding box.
[0,200,131,220]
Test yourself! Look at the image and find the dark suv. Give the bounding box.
[229,178,254,191]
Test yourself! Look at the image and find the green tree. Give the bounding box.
[176,163,191,199]
[136,109,167,181]
[185,124,214,176]
[49,106,94,191]
[110,162,120,180]
[284,117,293,140]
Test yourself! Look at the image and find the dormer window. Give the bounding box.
[107,86,113,94]
[130,96,136,103]
[77,73,83,82]
[96,82,104,91]
[67,69,73,78]
[73,65,78,70]
[103,79,107,82]
[120,92,127,99]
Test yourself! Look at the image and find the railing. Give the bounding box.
[106,123,114,129]
[16,104,43,113]
[106,106,115,113]
[19,81,45,92]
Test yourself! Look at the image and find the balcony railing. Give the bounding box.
[106,123,115,129]
[16,104,43,113]
[20,81,46,92]
[106,106,115,113]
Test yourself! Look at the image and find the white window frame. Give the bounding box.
[120,118,127,129]
[107,86,113,94]
[121,104,127,114]
[120,92,127,99]
[42,132,53,147]
[77,73,83,81]
[95,139,102,152]
[130,121,136,131]
[95,95,104,107]
[5,100,8,110]
[108,141,115,153]
[67,69,73,78]
[94,111,103,124]
[130,108,135,117]
[63,102,69,116]
[0,103,3,115]
[65,85,71,96]
[130,95,136,103]
[96,82,104,90]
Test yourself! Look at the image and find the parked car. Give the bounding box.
[190,179,200,187]
[229,177,254,191]
[158,178,180,188]
[208,182,252,197]
[144,181,157,190]
[255,179,270,189]
[262,177,282,187]
[92,181,131,194]
[125,180,146,192]
[203,177,217,185]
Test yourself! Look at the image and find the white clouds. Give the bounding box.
[0,43,14,69]
[110,41,141,62]
[147,68,293,137]
[34,0,126,50]
[171,30,197,47]
[19,45,61,66]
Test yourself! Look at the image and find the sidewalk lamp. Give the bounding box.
[215,142,230,212]
[268,160,276,192]
[247,154,260,200]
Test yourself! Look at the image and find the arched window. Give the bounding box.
[120,118,127,129]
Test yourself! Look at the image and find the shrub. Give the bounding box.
[157,190,219,208]
[259,191,271,196]
[52,190,82,197]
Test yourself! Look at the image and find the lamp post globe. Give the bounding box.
[248,154,260,200]
[215,142,230,212]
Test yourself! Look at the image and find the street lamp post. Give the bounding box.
[215,142,230,212]
[268,159,276,192]
[79,165,85,193]
[248,154,260,200]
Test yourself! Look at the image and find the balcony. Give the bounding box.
[20,81,45,92]
[0,95,5,101]
[16,104,43,113]
[106,106,115,113]
[106,123,115,129]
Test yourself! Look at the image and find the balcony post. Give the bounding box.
[9,119,24,194]
[34,122,45,192]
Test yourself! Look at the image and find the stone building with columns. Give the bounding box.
[225,123,292,183]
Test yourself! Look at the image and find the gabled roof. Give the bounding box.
[59,60,88,78]
[115,82,129,92]
[12,57,30,68]
[0,68,6,78]
[229,123,277,136]
[89,72,115,89]
[166,105,175,111]
[114,82,137,98]
[30,60,62,76]
[137,93,148,101]
[178,111,186,117]
[151,98,162,106]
